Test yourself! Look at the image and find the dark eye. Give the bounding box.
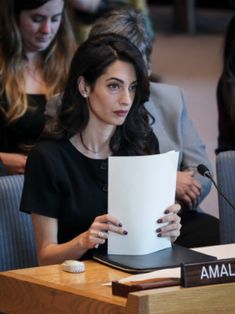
[108,83,120,91]
[52,14,62,23]
[32,15,44,23]
[129,84,137,92]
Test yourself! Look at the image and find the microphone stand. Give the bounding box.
[206,173,235,211]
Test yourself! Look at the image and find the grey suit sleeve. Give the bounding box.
[178,89,212,205]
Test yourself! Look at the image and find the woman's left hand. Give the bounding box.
[156,203,181,242]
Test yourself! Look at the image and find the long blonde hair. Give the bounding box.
[0,0,76,123]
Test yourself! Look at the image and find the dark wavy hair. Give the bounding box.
[48,33,158,155]
[217,15,235,123]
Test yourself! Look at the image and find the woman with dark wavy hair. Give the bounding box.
[0,0,76,174]
[20,34,181,265]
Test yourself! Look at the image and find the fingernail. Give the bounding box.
[157,219,163,223]
[156,228,161,233]
[157,233,162,237]
[164,209,170,214]
[118,223,123,227]
[123,230,128,235]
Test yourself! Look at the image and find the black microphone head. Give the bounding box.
[197,164,211,178]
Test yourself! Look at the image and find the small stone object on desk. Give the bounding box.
[61,260,85,273]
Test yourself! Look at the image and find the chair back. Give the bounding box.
[216,151,235,244]
[0,175,37,271]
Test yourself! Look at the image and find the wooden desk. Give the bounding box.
[0,244,235,314]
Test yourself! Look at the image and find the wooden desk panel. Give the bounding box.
[1,244,235,314]
[127,283,235,313]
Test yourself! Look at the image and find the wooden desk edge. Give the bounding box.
[1,271,235,314]
[0,269,126,304]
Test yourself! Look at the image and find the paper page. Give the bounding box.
[118,267,180,283]
[108,151,179,255]
[102,267,180,286]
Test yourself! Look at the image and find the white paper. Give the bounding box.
[102,267,180,286]
[108,151,179,255]
[118,267,180,283]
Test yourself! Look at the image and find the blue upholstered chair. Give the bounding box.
[0,175,37,271]
[216,151,235,244]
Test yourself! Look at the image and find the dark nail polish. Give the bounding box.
[118,223,123,227]
[123,230,128,235]
[156,228,161,233]
[157,219,163,223]
[157,233,162,237]
[164,209,170,214]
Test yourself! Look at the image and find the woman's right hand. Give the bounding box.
[0,152,27,174]
[156,203,182,242]
[80,214,128,250]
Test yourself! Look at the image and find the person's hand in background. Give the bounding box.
[0,152,27,174]
[176,170,201,209]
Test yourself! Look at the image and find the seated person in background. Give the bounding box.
[216,15,235,154]
[68,0,154,44]
[88,8,219,248]
[0,0,76,175]
[20,34,181,265]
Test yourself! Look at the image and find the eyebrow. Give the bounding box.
[106,78,137,85]
[52,13,63,17]
[31,12,63,18]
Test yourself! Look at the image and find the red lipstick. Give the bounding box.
[113,110,128,117]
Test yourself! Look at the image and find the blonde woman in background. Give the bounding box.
[0,0,76,174]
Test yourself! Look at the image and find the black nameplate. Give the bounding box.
[181,258,235,288]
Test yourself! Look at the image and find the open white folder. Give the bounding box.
[108,151,179,255]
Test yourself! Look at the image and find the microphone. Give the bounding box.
[197,164,235,211]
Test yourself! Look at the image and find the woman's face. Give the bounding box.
[81,60,137,128]
[19,0,64,53]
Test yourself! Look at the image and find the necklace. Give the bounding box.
[80,133,102,154]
